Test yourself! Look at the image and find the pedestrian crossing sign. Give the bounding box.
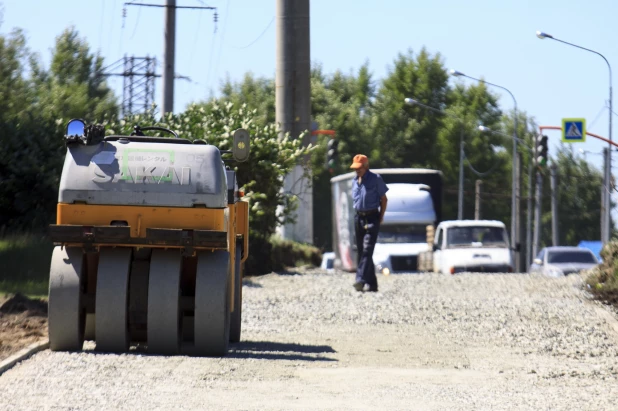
[562,118,586,143]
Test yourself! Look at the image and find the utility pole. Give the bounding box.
[550,163,559,246]
[602,147,610,241]
[475,180,482,220]
[276,0,312,244]
[125,2,216,116]
[532,170,543,260]
[516,152,522,271]
[526,152,533,269]
[163,0,176,116]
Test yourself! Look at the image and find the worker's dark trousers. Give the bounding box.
[355,212,380,288]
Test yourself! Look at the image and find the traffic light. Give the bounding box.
[326,137,339,173]
[536,134,548,167]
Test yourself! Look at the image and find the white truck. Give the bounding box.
[331,168,442,274]
[429,220,513,274]
[372,184,436,275]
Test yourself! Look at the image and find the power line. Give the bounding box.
[124,2,215,10]
[588,105,607,130]
[130,6,142,40]
[109,0,117,57]
[187,8,203,72]
[205,27,218,96]
[99,0,106,52]
[233,16,274,49]
[213,0,230,92]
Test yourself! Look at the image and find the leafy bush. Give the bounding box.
[244,237,322,275]
[585,241,618,306]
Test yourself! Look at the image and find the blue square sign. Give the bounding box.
[562,118,586,143]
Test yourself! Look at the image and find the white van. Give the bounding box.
[432,220,513,274]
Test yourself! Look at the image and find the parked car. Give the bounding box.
[528,246,599,277]
[321,252,335,272]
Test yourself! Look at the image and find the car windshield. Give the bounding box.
[547,250,597,264]
[446,226,508,248]
[378,224,427,244]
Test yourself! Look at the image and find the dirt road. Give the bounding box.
[1,269,618,410]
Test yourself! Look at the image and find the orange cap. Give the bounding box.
[350,154,368,169]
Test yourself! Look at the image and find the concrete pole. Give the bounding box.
[276,0,313,244]
[162,0,176,116]
[458,128,464,220]
[601,147,608,241]
[513,151,522,272]
[532,171,543,260]
[474,180,482,220]
[604,147,612,241]
[550,163,559,246]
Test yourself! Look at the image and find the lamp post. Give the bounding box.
[536,31,613,243]
[404,97,465,220]
[451,69,520,271]
[479,125,534,269]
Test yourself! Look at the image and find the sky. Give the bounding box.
[2,0,618,223]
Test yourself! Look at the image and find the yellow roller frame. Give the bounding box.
[57,203,226,237]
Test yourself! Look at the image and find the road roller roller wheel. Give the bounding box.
[147,249,182,355]
[95,248,132,353]
[48,247,86,351]
[229,244,243,343]
[192,250,231,356]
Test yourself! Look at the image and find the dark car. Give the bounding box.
[529,246,599,276]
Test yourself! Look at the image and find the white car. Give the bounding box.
[529,246,599,277]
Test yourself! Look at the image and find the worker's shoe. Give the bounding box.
[363,284,378,292]
[353,281,365,292]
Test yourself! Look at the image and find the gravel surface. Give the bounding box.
[1,269,618,410]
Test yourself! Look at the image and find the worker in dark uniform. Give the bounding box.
[350,154,388,292]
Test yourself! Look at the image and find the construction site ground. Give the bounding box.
[1,269,618,410]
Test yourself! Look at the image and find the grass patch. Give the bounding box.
[585,241,618,307]
[0,234,53,297]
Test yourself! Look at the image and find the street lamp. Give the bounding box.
[451,69,520,271]
[536,30,613,243]
[479,124,534,269]
[404,97,466,220]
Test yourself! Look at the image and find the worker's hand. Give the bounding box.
[379,214,384,224]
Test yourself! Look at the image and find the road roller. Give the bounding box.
[47,119,250,356]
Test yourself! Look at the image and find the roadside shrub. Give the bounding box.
[585,241,618,306]
[244,236,322,275]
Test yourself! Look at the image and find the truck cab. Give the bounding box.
[373,184,436,275]
[432,220,512,274]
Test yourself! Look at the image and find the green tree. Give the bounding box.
[539,146,603,246]
[219,73,275,125]
[35,27,118,121]
[372,48,449,169]
[309,63,376,248]
[0,28,35,122]
[0,26,118,232]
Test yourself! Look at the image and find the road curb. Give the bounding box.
[0,340,49,376]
